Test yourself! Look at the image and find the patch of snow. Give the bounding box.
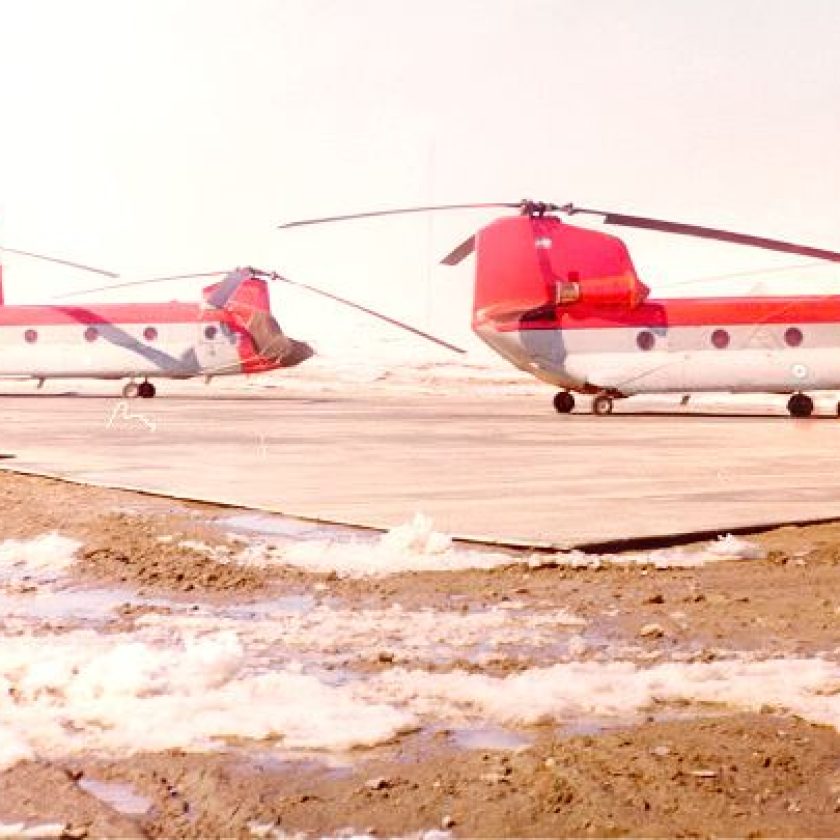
[0,724,34,769]
[0,629,416,770]
[0,534,81,585]
[3,610,840,769]
[367,657,840,730]
[706,534,767,560]
[137,601,586,669]
[0,823,65,838]
[227,515,766,577]
[273,514,521,577]
[529,535,766,571]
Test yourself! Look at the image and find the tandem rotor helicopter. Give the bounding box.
[0,249,462,398]
[279,199,840,418]
[3,198,840,417]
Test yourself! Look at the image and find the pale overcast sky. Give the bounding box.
[1,0,839,345]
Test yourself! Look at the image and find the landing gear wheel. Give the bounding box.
[138,381,156,399]
[122,382,139,399]
[787,393,813,418]
[592,395,614,416]
[553,391,575,414]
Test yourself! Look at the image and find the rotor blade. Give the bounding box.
[3,247,119,278]
[441,235,476,266]
[262,272,465,354]
[561,206,840,263]
[278,202,521,229]
[205,268,251,309]
[52,270,228,299]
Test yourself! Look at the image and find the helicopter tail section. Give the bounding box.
[472,215,649,332]
[203,272,313,372]
[203,272,271,315]
[470,215,650,390]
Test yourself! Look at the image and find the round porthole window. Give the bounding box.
[143,326,158,342]
[24,329,38,344]
[784,327,803,348]
[636,330,655,351]
[204,325,218,340]
[84,326,99,342]
[711,329,730,349]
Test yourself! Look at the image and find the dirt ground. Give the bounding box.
[1,470,840,838]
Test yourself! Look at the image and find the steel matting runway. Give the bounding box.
[2,383,840,547]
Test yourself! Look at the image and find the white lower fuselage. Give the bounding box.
[476,295,840,396]
[0,303,246,380]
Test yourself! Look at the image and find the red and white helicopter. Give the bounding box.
[0,251,462,398]
[281,200,840,418]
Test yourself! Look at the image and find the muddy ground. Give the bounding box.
[0,470,839,837]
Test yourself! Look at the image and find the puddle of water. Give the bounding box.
[0,583,188,629]
[451,726,532,751]
[0,586,136,623]
[556,705,733,741]
[78,777,153,816]
[222,513,371,544]
[559,718,626,738]
[240,749,356,777]
[224,594,317,619]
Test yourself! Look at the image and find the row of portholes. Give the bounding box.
[636,326,805,351]
[22,325,220,344]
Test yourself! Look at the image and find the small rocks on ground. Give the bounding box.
[639,622,665,639]
[365,777,392,791]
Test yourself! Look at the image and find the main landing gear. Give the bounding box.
[122,380,157,399]
[592,394,614,416]
[553,391,617,416]
[787,393,813,418]
[553,391,575,414]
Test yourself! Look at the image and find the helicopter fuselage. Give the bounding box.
[470,213,840,413]
[476,294,840,396]
[0,273,312,393]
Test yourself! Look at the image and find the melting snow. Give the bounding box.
[706,533,767,560]
[276,514,520,577]
[0,629,417,771]
[0,534,81,585]
[528,533,766,571]
[135,601,587,669]
[367,657,840,730]
[1,597,839,773]
[0,823,65,838]
[230,514,766,577]
[0,530,815,777]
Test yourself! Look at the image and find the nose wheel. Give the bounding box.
[787,393,813,418]
[553,391,575,414]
